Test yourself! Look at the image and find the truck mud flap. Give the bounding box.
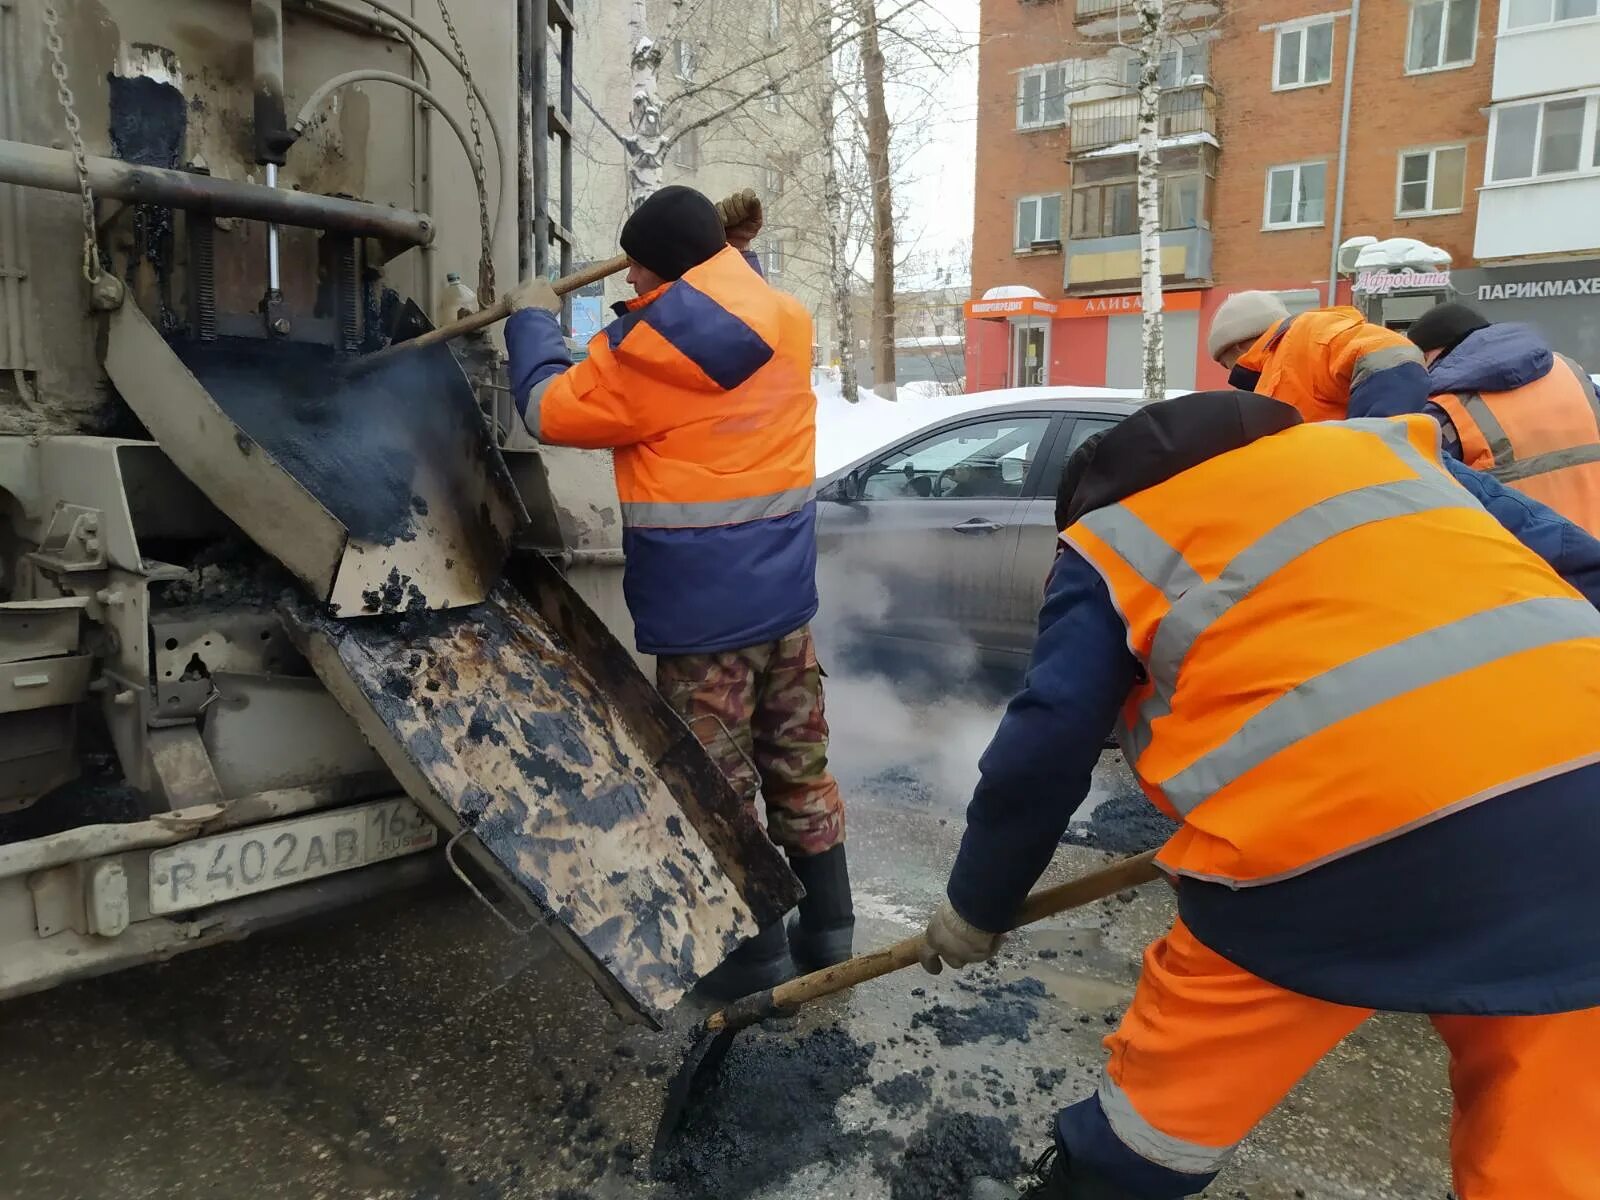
[281,554,801,1026]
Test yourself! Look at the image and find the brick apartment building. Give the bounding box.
[966,0,1600,392]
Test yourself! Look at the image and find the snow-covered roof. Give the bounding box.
[1351,237,1452,271]
[895,335,964,348]
[1077,131,1219,160]
[981,285,1044,300]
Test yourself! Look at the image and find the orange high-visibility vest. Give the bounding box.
[1236,307,1424,423]
[1063,416,1600,886]
[1431,354,1600,537]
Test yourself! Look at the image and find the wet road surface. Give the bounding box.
[0,754,1455,1200]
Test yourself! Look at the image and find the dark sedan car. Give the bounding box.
[815,395,1142,686]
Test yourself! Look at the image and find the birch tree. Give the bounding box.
[585,0,928,213]
[1135,0,1167,403]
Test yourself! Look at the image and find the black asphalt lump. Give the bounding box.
[909,976,1049,1047]
[651,1024,884,1199]
[879,1108,1025,1200]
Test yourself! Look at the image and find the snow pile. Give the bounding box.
[1349,236,1452,272]
[980,285,1043,301]
[814,378,986,476]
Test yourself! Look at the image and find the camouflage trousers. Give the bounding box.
[656,625,845,858]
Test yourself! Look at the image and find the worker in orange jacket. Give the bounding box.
[1207,291,1429,420]
[503,186,852,999]
[1401,302,1600,537]
[923,391,1600,1199]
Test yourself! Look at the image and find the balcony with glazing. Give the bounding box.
[1067,82,1217,157]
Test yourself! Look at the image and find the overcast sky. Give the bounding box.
[892,0,979,285]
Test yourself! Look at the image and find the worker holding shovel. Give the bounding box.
[923,390,1600,1200]
[503,186,852,1000]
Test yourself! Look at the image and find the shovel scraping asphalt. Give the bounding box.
[345,254,630,378]
[653,849,1164,1157]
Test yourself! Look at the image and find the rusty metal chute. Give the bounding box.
[102,302,527,616]
[283,558,801,1026]
[100,295,799,1026]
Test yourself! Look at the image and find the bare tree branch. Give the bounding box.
[574,83,629,149]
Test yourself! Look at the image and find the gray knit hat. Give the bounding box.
[1207,291,1290,362]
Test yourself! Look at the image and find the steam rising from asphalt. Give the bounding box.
[813,543,1012,811]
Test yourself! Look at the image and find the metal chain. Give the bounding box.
[41,2,102,285]
[434,0,495,305]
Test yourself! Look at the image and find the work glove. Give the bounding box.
[508,277,561,313]
[716,188,764,250]
[919,899,1005,975]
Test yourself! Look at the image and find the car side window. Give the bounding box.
[1045,417,1120,499]
[859,417,1053,501]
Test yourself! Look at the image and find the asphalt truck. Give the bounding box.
[0,0,798,1027]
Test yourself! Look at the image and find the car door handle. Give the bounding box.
[952,517,1003,534]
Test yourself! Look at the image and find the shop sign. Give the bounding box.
[1476,276,1600,302]
[964,297,1062,319]
[1057,291,1203,318]
[1354,270,1452,296]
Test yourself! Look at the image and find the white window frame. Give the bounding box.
[1122,42,1210,90]
[1272,17,1337,91]
[763,240,785,279]
[1483,90,1600,186]
[1262,160,1328,230]
[1501,0,1600,33]
[1405,0,1478,74]
[1014,192,1064,252]
[1016,62,1073,130]
[1395,143,1469,216]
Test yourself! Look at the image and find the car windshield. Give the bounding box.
[861,418,1050,500]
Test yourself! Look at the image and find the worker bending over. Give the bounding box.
[503,186,852,998]
[1207,290,1428,419]
[923,391,1600,1200]
[1403,301,1600,536]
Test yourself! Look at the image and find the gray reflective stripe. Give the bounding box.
[1078,505,1201,602]
[1555,354,1600,428]
[1495,441,1600,483]
[1157,596,1600,814]
[621,484,815,528]
[1341,416,1447,476]
[522,376,554,439]
[1124,472,1479,763]
[1349,342,1423,389]
[1097,1074,1234,1176]
[1167,750,1600,887]
[1458,392,1515,468]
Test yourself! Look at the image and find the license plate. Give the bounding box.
[148,798,437,915]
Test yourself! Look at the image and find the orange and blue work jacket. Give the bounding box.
[1229,306,1429,421]
[948,392,1600,1016]
[506,247,819,656]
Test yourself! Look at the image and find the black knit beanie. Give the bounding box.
[620,186,727,282]
[1407,302,1491,359]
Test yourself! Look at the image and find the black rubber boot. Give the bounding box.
[785,844,855,972]
[694,920,795,1002]
[1022,1146,1146,1199]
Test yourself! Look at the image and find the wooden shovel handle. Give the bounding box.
[708,849,1163,1030]
[356,254,632,370]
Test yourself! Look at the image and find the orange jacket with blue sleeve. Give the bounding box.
[505,246,819,656]
[1231,306,1429,422]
